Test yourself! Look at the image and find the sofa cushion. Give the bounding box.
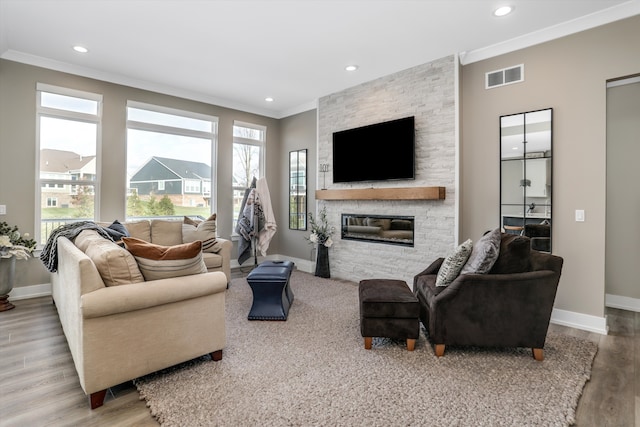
[124,220,151,242]
[182,215,221,253]
[150,220,183,246]
[122,237,207,281]
[460,228,501,275]
[489,233,532,274]
[202,252,223,269]
[75,230,144,286]
[436,239,473,287]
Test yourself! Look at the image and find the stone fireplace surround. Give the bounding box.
[317,55,457,286]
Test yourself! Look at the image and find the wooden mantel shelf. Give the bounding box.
[315,186,445,201]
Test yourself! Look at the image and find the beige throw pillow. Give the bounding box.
[75,230,144,286]
[182,214,221,253]
[122,237,207,281]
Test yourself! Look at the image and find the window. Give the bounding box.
[126,102,217,220]
[232,121,266,231]
[36,84,102,244]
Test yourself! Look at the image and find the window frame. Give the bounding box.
[35,83,103,246]
[125,101,219,218]
[232,121,266,233]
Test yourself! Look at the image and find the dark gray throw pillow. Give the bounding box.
[103,220,130,240]
[460,228,501,274]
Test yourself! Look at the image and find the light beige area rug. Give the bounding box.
[135,270,597,426]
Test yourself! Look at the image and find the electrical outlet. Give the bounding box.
[575,209,585,222]
[0,205,6,215]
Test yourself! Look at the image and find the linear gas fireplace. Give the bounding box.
[341,214,414,247]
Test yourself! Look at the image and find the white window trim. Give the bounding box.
[232,121,267,236]
[125,100,219,216]
[35,84,102,245]
[233,120,267,179]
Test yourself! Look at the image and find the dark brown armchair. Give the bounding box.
[413,233,563,361]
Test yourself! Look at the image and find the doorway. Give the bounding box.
[605,76,640,311]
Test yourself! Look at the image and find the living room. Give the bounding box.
[1,1,639,425]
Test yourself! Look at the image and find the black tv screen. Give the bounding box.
[332,116,415,183]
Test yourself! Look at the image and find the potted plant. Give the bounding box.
[0,222,37,311]
[307,207,335,278]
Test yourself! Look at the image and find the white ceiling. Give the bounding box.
[1,0,638,118]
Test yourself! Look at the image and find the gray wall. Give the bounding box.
[278,109,318,264]
[606,80,640,300]
[0,59,281,288]
[461,15,640,318]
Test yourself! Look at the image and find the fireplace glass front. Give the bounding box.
[341,214,414,247]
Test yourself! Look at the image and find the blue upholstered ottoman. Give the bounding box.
[247,260,295,320]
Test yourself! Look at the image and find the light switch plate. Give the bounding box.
[575,209,585,222]
[0,205,6,215]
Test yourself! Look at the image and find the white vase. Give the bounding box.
[0,256,16,311]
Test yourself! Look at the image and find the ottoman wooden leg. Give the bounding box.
[434,344,445,357]
[406,339,416,351]
[364,337,372,350]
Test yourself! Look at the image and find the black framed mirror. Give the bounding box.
[289,149,307,230]
[500,108,552,252]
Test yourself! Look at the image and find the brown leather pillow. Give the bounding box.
[122,237,202,260]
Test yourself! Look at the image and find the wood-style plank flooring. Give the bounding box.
[0,283,637,426]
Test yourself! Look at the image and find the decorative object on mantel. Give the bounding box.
[0,222,36,311]
[306,207,335,278]
[319,163,329,190]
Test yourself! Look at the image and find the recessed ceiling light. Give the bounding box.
[73,45,88,53]
[345,65,359,72]
[493,6,513,17]
[265,97,274,102]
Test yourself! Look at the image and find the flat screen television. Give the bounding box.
[332,116,415,183]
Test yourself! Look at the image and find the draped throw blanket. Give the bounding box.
[235,177,276,265]
[40,221,116,272]
[256,176,276,256]
[236,178,258,265]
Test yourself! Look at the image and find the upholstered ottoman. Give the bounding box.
[359,279,420,351]
[247,260,295,320]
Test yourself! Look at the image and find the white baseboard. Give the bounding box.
[550,308,608,335]
[605,293,640,312]
[231,255,314,274]
[9,283,52,300]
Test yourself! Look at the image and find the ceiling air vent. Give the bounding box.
[486,64,524,89]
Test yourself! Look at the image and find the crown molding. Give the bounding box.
[0,50,282,119]
[460,1,640,65]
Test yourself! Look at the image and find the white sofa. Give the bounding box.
[52,220,229,409]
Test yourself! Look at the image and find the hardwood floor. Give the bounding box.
[1,290,637,426]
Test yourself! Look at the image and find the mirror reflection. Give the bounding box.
[289,149,307,230]
[500,108,552,252]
